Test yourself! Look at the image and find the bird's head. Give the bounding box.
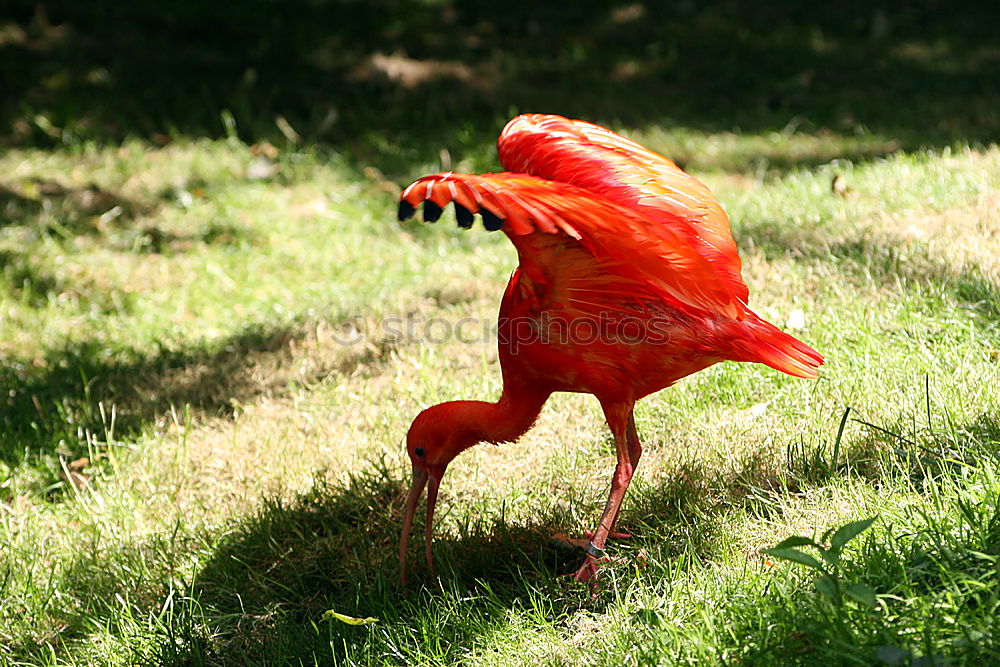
[399,402,482,587]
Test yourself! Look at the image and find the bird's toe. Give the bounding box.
[568,554,607,584]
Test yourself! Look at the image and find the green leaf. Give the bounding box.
[845,582,877,607]
[762,547,826,572]
[830,516,877,552]
[323,610,379,626]
[772,535,818,549]
[815,574,838,598]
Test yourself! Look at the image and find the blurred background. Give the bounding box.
[3,0,997,175]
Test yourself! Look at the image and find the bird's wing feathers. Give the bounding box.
[497,114,749,305]
[399,172,747,319]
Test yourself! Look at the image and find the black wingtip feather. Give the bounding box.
[398,200,415,221]
[423,201,443,222]
[454,203,474,229]
[481,208,504,231]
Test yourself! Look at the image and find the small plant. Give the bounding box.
[786,406,852,484]
[763,516,878,608]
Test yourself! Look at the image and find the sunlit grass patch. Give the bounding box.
[633,125,907,176]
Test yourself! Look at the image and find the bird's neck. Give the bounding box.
[443,382,550,460]
[479,382,550,445]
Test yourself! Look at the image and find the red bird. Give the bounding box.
[397,114,823,585]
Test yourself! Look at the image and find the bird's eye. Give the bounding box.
[415,447,425,457]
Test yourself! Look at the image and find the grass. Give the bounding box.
[0,136,996,665]
[1,2,999,665]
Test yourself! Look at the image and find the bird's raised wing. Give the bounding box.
[398,172,748,320]
[497,114,749,306]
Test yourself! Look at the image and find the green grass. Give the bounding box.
[2,2,999,665]
[0,135,996,664]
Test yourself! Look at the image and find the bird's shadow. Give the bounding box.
[121,454,728,663]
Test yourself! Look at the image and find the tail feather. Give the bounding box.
[731,315,824,379]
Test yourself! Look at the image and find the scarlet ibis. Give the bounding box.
[397,114,823,585]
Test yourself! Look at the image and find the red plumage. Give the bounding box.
[398,114,823,586]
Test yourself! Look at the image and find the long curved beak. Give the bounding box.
[400,466,444,587]
[424,473,440,576]
[399,467,427,588]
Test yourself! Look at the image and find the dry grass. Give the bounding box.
[884,191,999,280]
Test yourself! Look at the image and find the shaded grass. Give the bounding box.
[2,0,998,183]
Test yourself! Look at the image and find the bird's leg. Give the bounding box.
[585,412,643,540]
[571,401,640,583]
[626,411,642,466]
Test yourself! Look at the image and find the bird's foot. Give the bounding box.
[551,532,634,592]
[569,554,609,584]
[564,540,647,594]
